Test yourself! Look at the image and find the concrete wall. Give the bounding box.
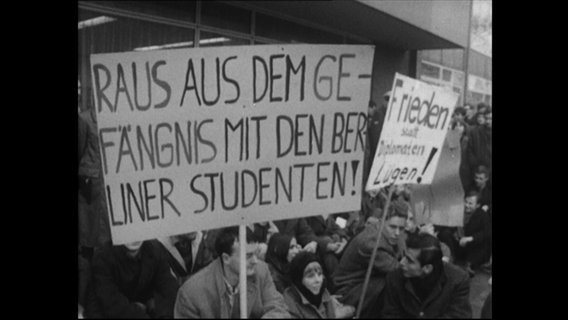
[358,0,470,48]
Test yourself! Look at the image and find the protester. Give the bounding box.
[85,241,179,318]
[382,233,472,318]
[453,191,492,276]
[465,108,492,192]
[78,105,111,259]
[283,251,355,318]
[247,221,279,260]
[174,227,291,318]
[265,233,301,293]
[367,91,389,157]
[463,103,477,126]
[153,231,215,286]
[272,218,320,254]
[472,165,492,212]
[332,205,407,318]
[475,111,486,126]
[305,214,350,290]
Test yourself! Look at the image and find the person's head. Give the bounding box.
[475,112,486,126]
[464,191,481,214]
[453,106,466,122]
[382,203,408,246]
[484,109,492,129]
[474,165,490,188]
[265,233,301,272]
[401,233,443,278]
[477,102,489,114]
[215,227,259,277]
[405,210,417,233]
[123,241,144,258]
[464,104,475,118]
[289,251,325,306]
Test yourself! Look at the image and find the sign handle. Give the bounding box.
[239,224,248,319]
[355,183,396,319]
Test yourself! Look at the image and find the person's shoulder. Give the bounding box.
[444,262,468,282]
[255,259,271,276]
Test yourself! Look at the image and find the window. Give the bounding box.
[442,69,452,82]
[201,1,251,34]
[420,62,440,79]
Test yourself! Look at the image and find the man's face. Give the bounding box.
[465,105,474,118]
[464,196,480,214]
[474,172,489,188]
[224,241,259,277]
[485,112,492,128]
[401,248,426,278]
[476,113,486,125]
[383,216,406,246]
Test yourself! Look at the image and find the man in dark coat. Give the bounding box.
[382,233,472,318]
[464,109,492,190]
[454,191,492,273]
[332,205,407,318]
[85,241,179,318]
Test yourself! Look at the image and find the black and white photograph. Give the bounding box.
[77,1,492,318]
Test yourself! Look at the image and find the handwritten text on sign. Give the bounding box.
[366,73,458,191]
[91,45,375,244]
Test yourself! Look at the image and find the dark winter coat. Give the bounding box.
[382,262,472,318]
[332,223,405,317]
[85,242,179,318]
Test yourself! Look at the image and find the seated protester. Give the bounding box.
[382,233,472,318]
[152,231,215,286]
[85,241,179,318]
[247,221,279,261]
[472,165,492,212]
[283,251,355,319]
[272,218,320,254]
[405,211,452,263]
[454,191,492,276]
[174,227,291,318]
[265,233,301,293]
[332,205,407,319]
[305,214,350,290]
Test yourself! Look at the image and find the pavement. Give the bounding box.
[469,269,492,318]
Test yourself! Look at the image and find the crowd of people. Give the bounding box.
[79,84,492,318]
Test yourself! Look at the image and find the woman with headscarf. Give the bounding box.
[265,233,301,293]
[283,251,355,319]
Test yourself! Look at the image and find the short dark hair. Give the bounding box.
[385,201,409,220]
[406,233,443,269]
[214,226,258,257]
[453,106,466,116]
[465,190,481,202]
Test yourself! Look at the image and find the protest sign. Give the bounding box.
[90,44,374,244]
[365,73,458,192]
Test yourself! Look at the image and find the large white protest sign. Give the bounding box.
[91,44,374,244]
[366,73,458,191]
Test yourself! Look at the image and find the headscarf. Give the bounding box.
[289,251,325,307]
[265,233,293,275]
